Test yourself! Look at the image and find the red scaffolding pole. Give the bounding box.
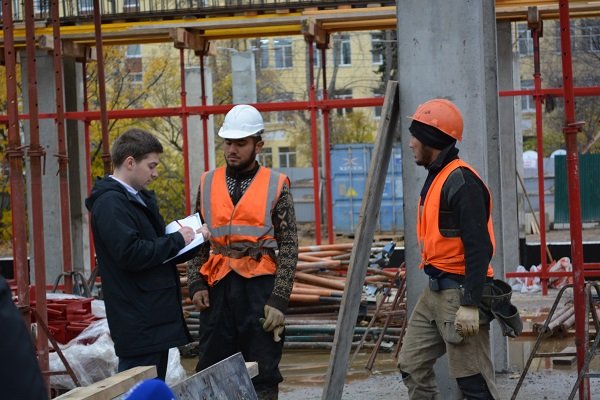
[179,49,192,215]
[24,0,49,384]
[307,38,322,245]
[530,14,551,295]
[321,44,334,245]
[558,1,588,398]
[2,0,30,316]
[51,0,74,294]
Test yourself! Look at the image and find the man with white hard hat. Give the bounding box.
[187,105,298,399]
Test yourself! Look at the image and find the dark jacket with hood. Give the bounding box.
[85,176,191,357]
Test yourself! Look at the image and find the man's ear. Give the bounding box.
[255,140,264,154]
[124,155,136,170]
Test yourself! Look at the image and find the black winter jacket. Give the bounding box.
[85,177,191,357]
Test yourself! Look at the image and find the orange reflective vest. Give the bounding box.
[199,166,289,286]
[416,159,495,277]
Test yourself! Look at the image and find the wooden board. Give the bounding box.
[552,346,577,366]
[171,353,257,400]
[53,366,157,400]
[322,81,400,400]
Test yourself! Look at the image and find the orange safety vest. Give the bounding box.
[416,159,495,277]
[199,166,289,286]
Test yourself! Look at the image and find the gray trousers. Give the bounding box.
[398,286,499,399]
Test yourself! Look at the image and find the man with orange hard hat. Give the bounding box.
[398,98,499,399]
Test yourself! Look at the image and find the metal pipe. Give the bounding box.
[82,60,96,273]
[24,0,49,384]
[93,0,112,174]
[307,38,322,244]
[179,48,191,214]
[1,97,386,123]
[51,0,74,294]
[321,45,334,244]
[558,1,588,399]
[531,22,549,295]
[3,0,30,317]
[200,54,210,172]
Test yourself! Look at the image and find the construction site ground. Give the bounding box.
[178,287,600,399]
[181,226,600,399]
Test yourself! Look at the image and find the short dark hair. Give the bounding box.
[111,129,163,167]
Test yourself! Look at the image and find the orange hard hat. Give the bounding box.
[408,99,463,141]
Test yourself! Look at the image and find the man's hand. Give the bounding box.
[262,305,285,342]
[178,226,195,245]
[192,290,210,311]
[454,305,479,337]
[197,223,211,241]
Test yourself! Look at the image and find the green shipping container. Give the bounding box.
[554,154,600,224]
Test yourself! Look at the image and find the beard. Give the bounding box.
[226,150,257,172]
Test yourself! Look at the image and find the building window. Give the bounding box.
[123,0,139,12]
[126,44,142,58]
[371,33,383,65]
[579,19,600,52]
[274,39,293,69]
[373,89,384,118]
[126,45,142,84]
[312,47,321,68]
[77,0,93,15]
[258,147,273,167]
[521,79,535,113]
[334,89,353,117]
[336,34,352,66]
[258,39,270,69]
[517,23,533,56]
[279,147,296,168]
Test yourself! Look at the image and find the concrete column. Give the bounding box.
[494,20,520,372]
[397,1,506,397]
[21,50,62,285]
[65,59,91,276]
[186,64,215,208]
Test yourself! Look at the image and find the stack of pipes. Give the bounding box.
[177,242,406,351]
[533,301,600,338]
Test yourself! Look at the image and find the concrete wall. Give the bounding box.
[397,0,516,396]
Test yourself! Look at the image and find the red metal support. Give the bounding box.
[24,0,50,385]
[200,54,211,172]
[179,49,192,214]
[2,0,30,317]
[82,60,96,272]
[530,20,550,295]
[558,1,588,399]
[93,0,112,174]
[320,45,334,244]
[51,0,74,294]
[307,38,322,245]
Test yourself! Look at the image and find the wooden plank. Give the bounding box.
[321,81,400,400]
[54,366,157,400]
[171,353,257,400]
[552,346,577,366]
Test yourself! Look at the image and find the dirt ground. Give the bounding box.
[278,288,600,399]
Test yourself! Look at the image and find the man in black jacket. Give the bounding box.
[85,129,205,380]
[398,99,498,399]
[0,276,47,399]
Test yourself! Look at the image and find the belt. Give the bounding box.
[428,276,463,292]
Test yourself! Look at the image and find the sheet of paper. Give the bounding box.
[163,212,205,264]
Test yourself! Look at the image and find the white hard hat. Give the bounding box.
[218,104,264,139]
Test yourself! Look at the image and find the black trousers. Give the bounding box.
[196,272,284,387]
[119,350,169,380]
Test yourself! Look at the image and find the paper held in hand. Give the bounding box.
[163,212,205,264]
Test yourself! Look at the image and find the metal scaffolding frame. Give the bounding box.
[1,0,600,397]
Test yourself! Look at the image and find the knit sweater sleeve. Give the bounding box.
[187,181,210,299]
[267,184,298,313]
